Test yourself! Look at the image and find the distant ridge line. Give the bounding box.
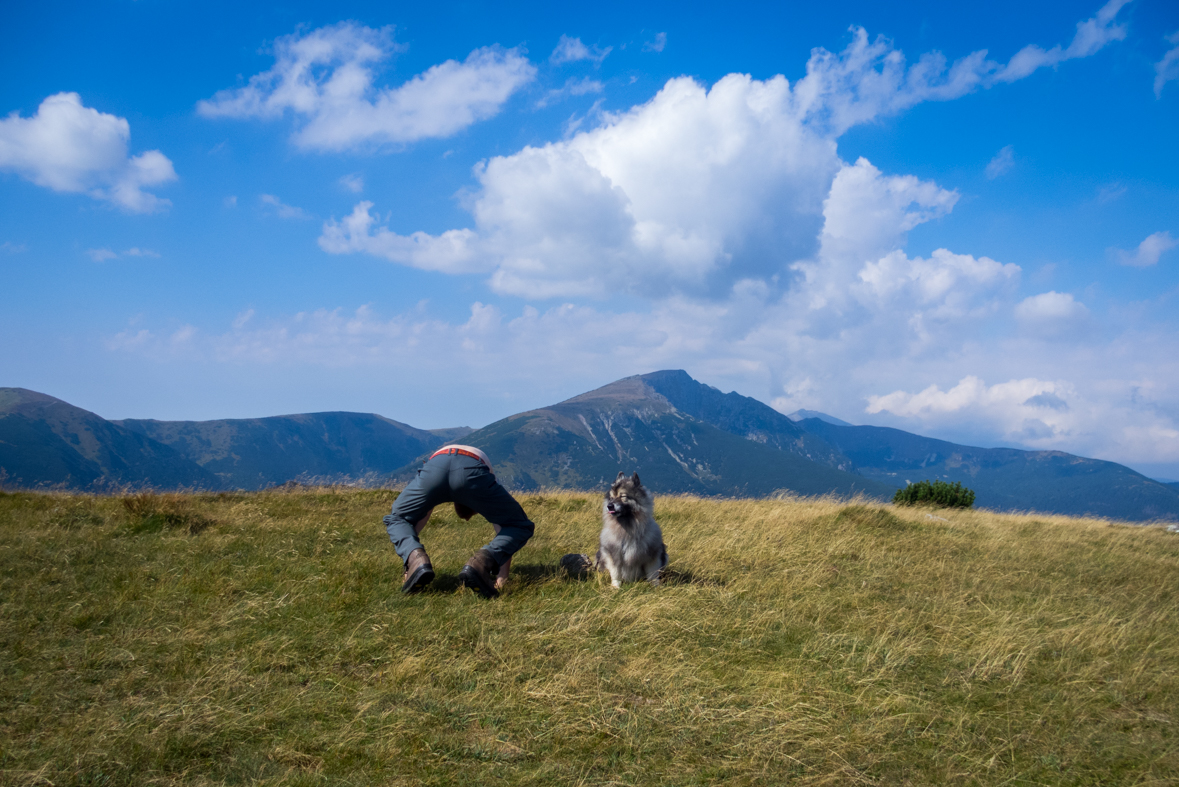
[2,378,1178,521]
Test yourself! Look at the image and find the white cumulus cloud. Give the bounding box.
[1014,291,1090,339]
[807,157,959,282]
[783,157,1004,352]
[322,2,1129,299]
[318,200,483,273]
[324,72,841,298]
[866,376,1086,444]
[863,369,1179,466]
[1015,291,1089,322]
[198,22,536,151]
[1112,231,1178,267]
[869,376,1058,417]
[0,92,176,212]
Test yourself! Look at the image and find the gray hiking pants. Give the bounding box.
[383,452,534,568]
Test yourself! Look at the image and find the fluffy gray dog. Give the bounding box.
[596,471,668,587]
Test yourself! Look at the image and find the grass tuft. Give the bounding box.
[834,503,909,531]
[121,492,215,535]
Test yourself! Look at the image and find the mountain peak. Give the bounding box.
[559,374,668,407]
[557,370,710,409]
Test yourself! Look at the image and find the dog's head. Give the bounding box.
[604,471,652,524]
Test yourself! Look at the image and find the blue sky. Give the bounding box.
[3,0,1178,478]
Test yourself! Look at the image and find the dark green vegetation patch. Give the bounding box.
[893,479,976,509]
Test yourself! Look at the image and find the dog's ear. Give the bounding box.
[632,472,641,486]
[616,471,625,480]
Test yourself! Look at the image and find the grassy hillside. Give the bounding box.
[2,489,1177,785]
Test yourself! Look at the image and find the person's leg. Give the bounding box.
[383,456,453,565]
[450,460,535,567]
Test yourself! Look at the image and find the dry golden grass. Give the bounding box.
[1,488,1177,785]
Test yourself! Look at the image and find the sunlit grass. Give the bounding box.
[1,488,1177,785]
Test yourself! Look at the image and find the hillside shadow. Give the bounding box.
[428,572,463,593]
[426,562,563,593]
[659,566,724,587]
[422,561,723,592]
[553,554,725,588]
[512,562,564,582]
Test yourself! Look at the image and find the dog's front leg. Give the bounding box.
[601,555,623,588]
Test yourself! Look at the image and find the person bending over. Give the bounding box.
[383,445,534,599]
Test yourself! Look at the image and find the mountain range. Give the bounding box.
[118,414,470,490]
[792,417,1179,522]
[2,372,1178,521]
[0,387,468,491]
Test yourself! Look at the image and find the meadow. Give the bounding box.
[1,487,1177,786]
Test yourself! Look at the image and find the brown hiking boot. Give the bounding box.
[401,548,435,594]
[458,549,500,599]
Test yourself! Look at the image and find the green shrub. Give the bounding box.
[893,479,975,509]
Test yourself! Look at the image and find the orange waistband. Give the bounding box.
[429,447,488,466]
